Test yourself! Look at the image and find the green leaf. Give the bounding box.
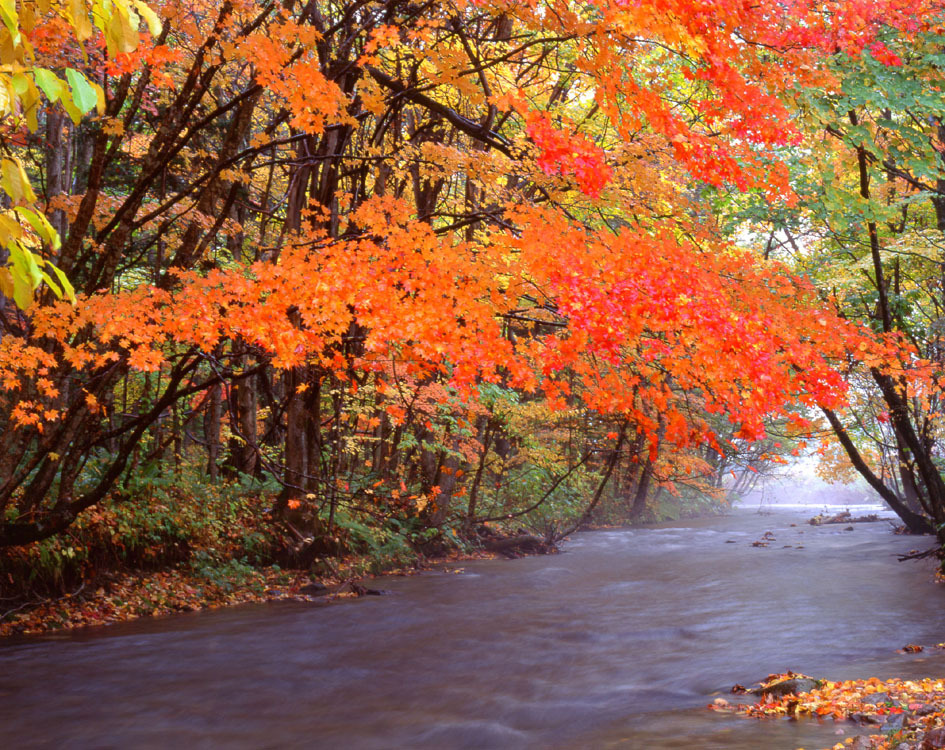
[65,68,97,114]
[9,243,43,288]
[33,69,66,103]
[0,241,75,306]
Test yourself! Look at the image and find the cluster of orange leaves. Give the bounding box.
[6,190,938,462]
[237,18,348,135]
[105,34,183,87]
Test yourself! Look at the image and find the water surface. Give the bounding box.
[2,505,943,749]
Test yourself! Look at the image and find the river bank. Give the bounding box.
[0,480,529,637]
[0,542,500,637]
[0,506,718,637]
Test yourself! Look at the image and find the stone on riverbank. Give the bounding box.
[752,675,821,698]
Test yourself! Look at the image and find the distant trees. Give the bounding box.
[735,28,945,536]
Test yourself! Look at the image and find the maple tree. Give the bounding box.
[0,0,942,567]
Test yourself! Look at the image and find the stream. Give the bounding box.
[2,503,945,749]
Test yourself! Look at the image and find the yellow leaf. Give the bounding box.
[105,4,139,55]
[0,0,19,44]
[19,2,34,33]
[0,266,13,298]
[0,157,36,203]
[0,212,23,243]
[68,0,92,41]
[132,0,162,36]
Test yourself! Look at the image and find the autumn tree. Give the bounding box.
[0,0,937,555]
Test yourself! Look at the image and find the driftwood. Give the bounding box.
[897,547,941,562]
[334,580,389,597]
[809,511,880,526]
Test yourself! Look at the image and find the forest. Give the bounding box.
[1,0,945,635]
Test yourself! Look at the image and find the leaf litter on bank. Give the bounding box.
[0,567,312,635]
[0,547,496,636]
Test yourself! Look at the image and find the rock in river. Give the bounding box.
[753,676,821,698]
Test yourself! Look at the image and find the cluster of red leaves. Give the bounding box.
[524,110,613,198]
[505,205,854,445]
[25,16,76,59]
[712,671,945,750]
[867,41,904,67]
[583,0,934,199]
[769,0,925,60]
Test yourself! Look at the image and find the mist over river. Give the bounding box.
[2,502,943,749]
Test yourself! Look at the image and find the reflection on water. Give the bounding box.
[2,506,944,749]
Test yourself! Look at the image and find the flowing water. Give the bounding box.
[2,504,945,749]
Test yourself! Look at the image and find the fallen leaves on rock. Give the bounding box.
[710,672,945,749]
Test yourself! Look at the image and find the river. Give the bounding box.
[2,504,944,749]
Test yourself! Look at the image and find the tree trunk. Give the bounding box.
[280,368,306,508]
[225,346,258,476]
[44,110,69,239]
[822,407,933,534]
[628,453,653,520]
[205,382,222,482]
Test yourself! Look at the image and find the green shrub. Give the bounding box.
[0,461,279,598]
